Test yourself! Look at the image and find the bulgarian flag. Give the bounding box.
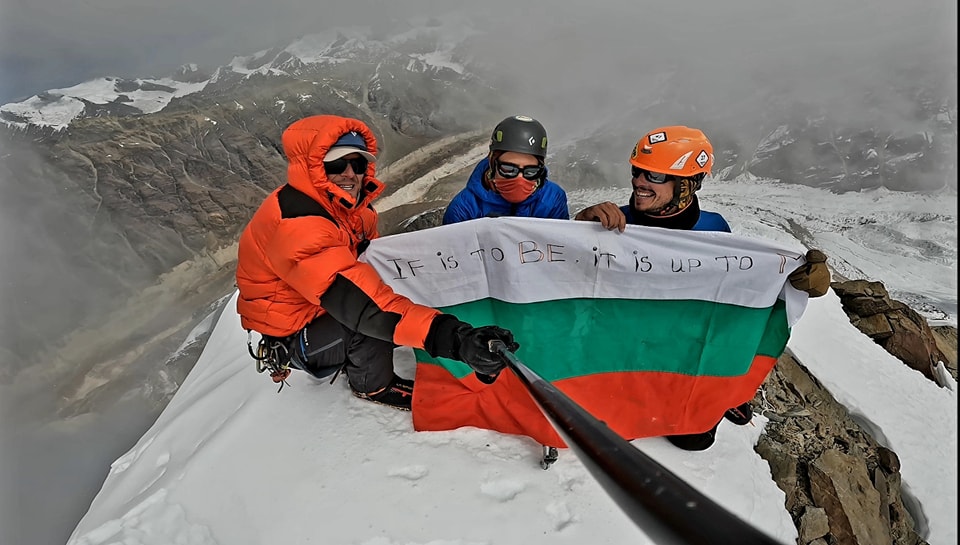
[360,217,809,447]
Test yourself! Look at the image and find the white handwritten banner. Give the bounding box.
[360,217,808,326]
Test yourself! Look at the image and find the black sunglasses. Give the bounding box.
[325,157,368,176]
[496,161,544,181]
[631,166,671,184]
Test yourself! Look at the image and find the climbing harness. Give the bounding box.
[247,331,292,392]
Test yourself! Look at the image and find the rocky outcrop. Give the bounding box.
[757,352,927,545]
[830,280,950,383]
[931,326,958,379]
[746,277,957,545]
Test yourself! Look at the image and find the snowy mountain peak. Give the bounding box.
[0,76,209,130]
[0,19,482,131]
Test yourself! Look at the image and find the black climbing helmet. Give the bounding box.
[489,115,548,159]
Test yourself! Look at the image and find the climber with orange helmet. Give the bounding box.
[574,126,727,232]
[575,125,832,451]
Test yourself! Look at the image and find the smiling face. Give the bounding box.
[325,152,366,201]
[630,172,676,213]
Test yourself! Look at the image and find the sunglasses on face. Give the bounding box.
[496,161,544,181]
[631,166,671,184]
[325,157,368,176]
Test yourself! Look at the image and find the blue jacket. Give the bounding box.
[692,210,731,232]
[443,159,569,224]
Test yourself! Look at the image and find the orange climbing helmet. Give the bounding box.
[629,126,714,178]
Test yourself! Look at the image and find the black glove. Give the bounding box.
[457,325,519,376]
[424,314,520,381]
[788,249,831,297]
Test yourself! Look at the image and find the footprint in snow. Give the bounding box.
[545,500,578,531]
[387,465,429,481]
[479,479,526,502]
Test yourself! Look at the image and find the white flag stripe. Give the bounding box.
[361,217,809,326]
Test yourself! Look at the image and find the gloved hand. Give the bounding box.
[457,325,519,378]
[424,314,520,382]
[788,249,831,297]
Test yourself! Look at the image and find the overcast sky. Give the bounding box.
[0,0,956,104]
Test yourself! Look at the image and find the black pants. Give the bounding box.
[282,313,395,394]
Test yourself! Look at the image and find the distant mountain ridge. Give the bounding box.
[0,16,487,132]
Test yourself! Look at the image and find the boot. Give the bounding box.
[392,374,414,394]
[352,383,412,411]
[723,402,753,426]
[665,422,719,451]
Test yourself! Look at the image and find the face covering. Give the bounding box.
[491,176,539,203]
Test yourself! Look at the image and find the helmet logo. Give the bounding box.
[669,151,693,170]
[648,131,667,145]
[696,150,710,168]
[528,136,536,146]
[515,115,534,122]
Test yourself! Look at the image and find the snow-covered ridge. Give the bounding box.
[0,76,208,131]
[2,18,480,131]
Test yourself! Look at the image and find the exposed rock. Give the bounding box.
[799,506,830,543]
[756,352,926,545]
[831,280,951,383]
[809,449,892,545]
[395,206,446,234]
[172,64,213,83]
[930,326,958,379]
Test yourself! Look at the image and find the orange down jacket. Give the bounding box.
[236,115,441,349]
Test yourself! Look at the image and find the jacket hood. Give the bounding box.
[281,115,385,212]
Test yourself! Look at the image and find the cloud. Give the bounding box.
[0,0,444,100]
[1,0,954,104]
[467,0,956,137]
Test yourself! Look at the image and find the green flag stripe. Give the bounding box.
[418,298,789,382]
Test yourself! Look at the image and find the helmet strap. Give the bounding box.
[483,152,499,190]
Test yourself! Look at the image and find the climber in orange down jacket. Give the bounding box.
[236,114,518,410]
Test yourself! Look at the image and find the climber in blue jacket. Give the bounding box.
[442,115,569,224]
